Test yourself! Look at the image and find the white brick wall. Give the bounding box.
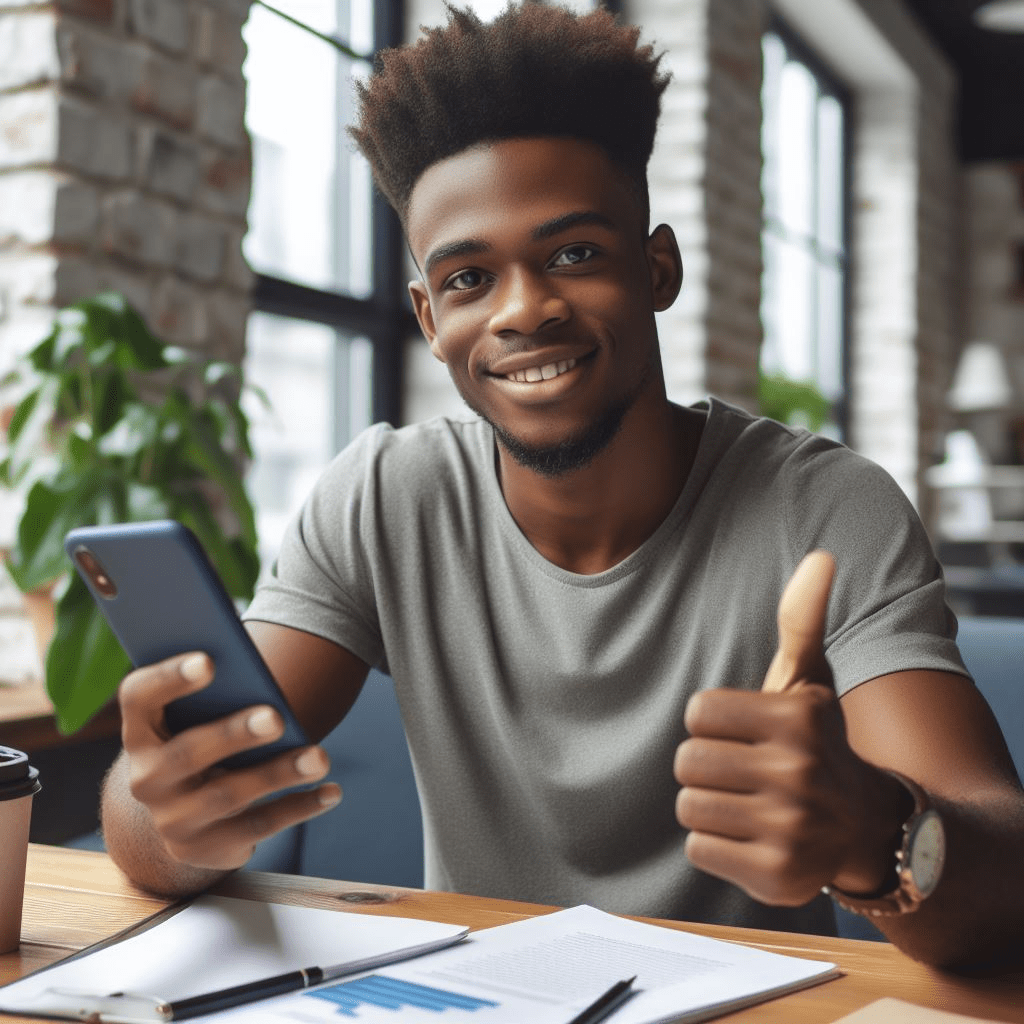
[0,0,253,376]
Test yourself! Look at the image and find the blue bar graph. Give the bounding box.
[308,975,500,1017]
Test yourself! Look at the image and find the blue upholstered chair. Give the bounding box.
[247,668,424,887]
[834,614,1024,941]
[955,616,1024,784]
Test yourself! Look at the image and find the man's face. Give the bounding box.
[407,137,681,476]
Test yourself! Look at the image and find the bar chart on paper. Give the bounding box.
[307,975,498,1017]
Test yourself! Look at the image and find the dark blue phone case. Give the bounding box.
[64,520,309,770]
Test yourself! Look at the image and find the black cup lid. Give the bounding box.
[0,746,41,800]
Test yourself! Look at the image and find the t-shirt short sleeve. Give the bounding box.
[243,423,390,671]
[775,430,968,694]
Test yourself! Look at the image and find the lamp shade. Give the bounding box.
[974,0,1024,32]
[948,341,1014,412]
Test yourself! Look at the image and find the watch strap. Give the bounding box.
[823,771,931,918]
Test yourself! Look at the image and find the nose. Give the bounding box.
[487,268,570,337]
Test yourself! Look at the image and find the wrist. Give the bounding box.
[831,766,915,895]
[826,771,946,918]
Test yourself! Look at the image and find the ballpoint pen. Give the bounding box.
[36,967,330,1023]
[567,976,637,1024]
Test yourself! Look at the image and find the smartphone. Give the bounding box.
[64,520,309,770]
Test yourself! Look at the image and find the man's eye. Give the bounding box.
[446,270,485,291]
[552,245,595,267]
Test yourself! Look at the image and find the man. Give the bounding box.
[101,4,1024,966]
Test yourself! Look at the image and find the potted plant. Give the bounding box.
[0,293,263,734]
[758,370,832,433]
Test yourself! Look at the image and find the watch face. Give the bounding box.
[907,809,945,898]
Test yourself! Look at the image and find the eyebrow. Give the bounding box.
[422,210,617,279]
[532,210,617,241]
[424,238,489,278]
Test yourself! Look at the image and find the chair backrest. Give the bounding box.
[955,615,1024,785]
[212,669,426,884]
[295,668,424,886]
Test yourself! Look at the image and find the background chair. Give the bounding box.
[248,668,424,887]
[835,613,1024,941]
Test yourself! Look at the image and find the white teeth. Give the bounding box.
[506,358,577,384]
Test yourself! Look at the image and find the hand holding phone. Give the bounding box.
[66,521,342,878]
[65,520,308,769]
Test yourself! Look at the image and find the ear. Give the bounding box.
[408,280,444,361]
[645,224,683,312]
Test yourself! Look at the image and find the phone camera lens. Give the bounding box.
[73,546,118,599]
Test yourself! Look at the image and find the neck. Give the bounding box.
[495,394,705,575]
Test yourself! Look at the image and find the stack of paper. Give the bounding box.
[0,897,839,1024]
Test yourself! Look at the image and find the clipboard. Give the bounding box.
[0,894,469,1022]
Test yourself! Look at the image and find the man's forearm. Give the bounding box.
[869,789,1024,967]
[100,753,230,899]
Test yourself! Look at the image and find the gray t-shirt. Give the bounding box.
[245,398,968,934]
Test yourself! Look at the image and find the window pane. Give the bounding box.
[243,1,373,297]
[770,238,815,382]
[816,263,844,399]
[817,95,844,253]
[760,230,783,371]
[760,33,786,223]
[244,312,371,571]
[463,0,510,20]
[776,60,816,238]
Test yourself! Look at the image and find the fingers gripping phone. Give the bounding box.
[64,520,309,770]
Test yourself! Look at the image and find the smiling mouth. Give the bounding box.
[504,358,578,384]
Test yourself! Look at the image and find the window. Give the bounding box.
[242,0,410,570]
[760,24,850,438]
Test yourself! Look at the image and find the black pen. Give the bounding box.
[567,976,637,1024]
[35,970,330,1024]
[166,966,327,1020]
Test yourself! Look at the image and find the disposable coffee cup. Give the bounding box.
[0,746,41,953]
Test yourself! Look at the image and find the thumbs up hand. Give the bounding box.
[673,551,897,906]
[762,550,836,694]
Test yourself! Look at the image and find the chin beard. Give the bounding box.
[488,393,634,478]
[454,348,656,478]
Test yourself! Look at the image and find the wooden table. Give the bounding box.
[4,845,1024,1023]
[0,679,120,753]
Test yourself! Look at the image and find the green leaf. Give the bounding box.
[26,322,61,373]
[76,294,167,371]
[46,573,131,734]
[758,372,832,433]
[7,478,104,591]
[5,389,40,443]
[93,366,135,437]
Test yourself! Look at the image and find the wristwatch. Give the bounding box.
[824,771,945,917]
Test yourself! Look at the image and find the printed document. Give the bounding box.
[231,904,839,1024]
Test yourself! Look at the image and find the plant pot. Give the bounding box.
[21,581,56,678]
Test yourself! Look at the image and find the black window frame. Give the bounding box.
[250,0,415,431]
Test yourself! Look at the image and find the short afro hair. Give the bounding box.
[349,2,670,225]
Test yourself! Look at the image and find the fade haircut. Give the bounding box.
[349,2,670,228]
